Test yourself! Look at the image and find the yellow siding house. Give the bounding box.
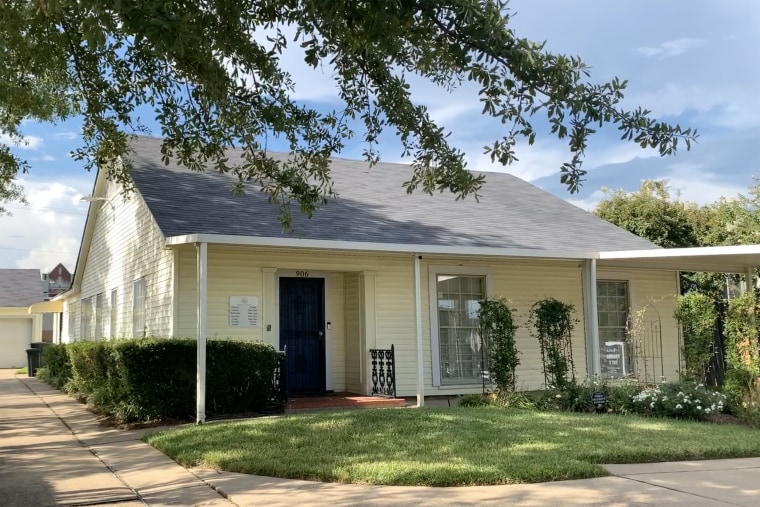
[56,137,760,417]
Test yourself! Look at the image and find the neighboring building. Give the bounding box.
[48,136,760,401]
[40,263,73,341]
[45,263,73,298]
[0,269,45,368]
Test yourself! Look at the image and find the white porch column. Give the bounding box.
[196,242,208,424]
[262,268,277,347]
[582,259,600,377]
[53,313,61,344]
[414,255,425,407]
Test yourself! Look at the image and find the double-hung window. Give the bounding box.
[597,280,631,378]
[431,271,487,386]
[94,293,104,340]
[81,298,92,340]
[68,302,77,341]
[110,289,118,339]
[132,278,146,338]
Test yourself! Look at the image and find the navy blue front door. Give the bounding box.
[279,277,326,393]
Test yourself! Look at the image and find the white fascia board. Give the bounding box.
[165,233,599,261]
[599,244,760,260]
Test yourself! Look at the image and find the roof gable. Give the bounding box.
[127,136,656,252]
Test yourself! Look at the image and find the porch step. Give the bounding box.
[284,392,405,413]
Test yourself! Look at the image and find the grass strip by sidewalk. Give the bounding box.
[144,407,760,486]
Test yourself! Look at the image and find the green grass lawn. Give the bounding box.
[144,407,760,486]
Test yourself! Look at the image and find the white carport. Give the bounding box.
[582,245,760,378]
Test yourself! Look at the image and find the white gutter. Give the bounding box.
[167,234,597,261]
[196,242,208,424]
[414,254,425,408]
[599,244,760,260]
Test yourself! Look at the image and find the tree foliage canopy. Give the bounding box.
[1,0,696,222]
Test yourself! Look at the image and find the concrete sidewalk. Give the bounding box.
[0,369,231,506]
[2,369,760,506]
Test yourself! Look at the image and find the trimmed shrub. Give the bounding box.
[37,344,72,388]
[206,339,279,415]
[36,338,279,423]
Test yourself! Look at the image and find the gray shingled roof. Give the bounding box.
[127,136,657,252]
[0,269,45,307]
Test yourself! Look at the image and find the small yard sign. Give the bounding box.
[592,391,607,413]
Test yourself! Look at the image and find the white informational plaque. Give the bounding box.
[229,296,259,327]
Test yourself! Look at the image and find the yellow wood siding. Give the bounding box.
[69,180,173,341]
[344,273,361,393]
[421,258,588,394]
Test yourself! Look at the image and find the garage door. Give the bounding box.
[0,319,32,368]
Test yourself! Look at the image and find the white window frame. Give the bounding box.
[132,278,146,338]
[428,265,492,388]
[81,297,92,340]
[596,277,633,378]
[68,302,77,341]
[110,288,118,339]
[94,293,104,340]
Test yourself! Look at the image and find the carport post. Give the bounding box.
[582,259,601,377]
[196,242,208,424]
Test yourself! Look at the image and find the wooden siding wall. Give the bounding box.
[64,180,173,341]
[420,257,588,394]
[344,273,362,393]
[172,246,682,396]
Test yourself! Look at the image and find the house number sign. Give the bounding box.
[229,296,259,327]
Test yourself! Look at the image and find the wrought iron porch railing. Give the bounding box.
[269,348,288,408]
[370,345,397,398]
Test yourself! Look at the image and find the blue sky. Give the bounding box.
[1,0,759,271]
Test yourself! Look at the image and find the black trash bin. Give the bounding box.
[26,348,41,377]
[30,342,53,368]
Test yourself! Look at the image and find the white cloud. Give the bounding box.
[0,133,44,150]
[0,177,92,270]
[51,131,78,141]
[637,38,707,60]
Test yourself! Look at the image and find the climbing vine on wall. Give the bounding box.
[529,298,577,389]
[674,292,718,383]
[478,297,519,392]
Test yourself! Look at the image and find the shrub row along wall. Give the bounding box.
[39,338,279,422]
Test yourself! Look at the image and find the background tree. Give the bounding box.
[594,180,706,249]
[0,0,696,221]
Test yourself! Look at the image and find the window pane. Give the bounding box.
[597,280,630,379]
[110,289,118,339]
[437,275,486,385]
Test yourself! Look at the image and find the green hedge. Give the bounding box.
[37,338,279,422]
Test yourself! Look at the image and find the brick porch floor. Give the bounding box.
[284,392,405,413]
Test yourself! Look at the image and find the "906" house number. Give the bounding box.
[295,270,309,277]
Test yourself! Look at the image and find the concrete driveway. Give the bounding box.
[1,369,759,506]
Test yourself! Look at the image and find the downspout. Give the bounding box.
[196,242,208,424]
[414,254,425,407]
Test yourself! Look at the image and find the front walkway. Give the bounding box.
[2,369,759,506]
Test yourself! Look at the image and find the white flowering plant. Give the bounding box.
[631,382,726,421]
